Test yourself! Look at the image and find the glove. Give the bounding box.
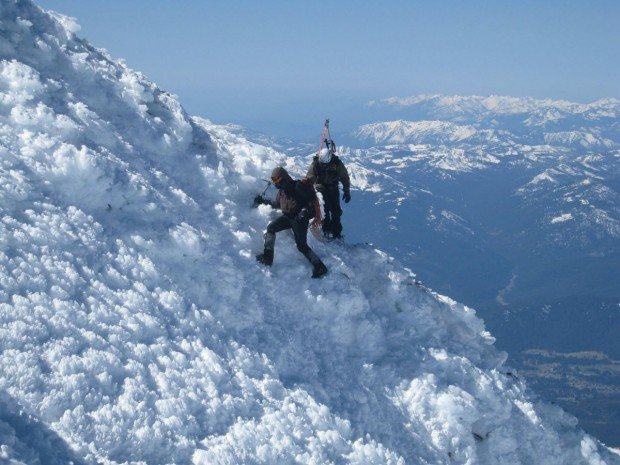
[297,208,312,222]
[254,195,266,205]
[342,191,351,203]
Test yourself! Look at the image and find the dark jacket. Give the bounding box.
[306,156,350,193]
[270,180,317,218]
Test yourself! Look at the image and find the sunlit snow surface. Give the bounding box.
[0,1,618,464]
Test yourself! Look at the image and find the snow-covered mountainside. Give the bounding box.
[0,2,618,464]
[283,94,620,444]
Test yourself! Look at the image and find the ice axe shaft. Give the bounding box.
[260,179,272,196]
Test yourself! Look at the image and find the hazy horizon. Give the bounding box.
[37,1,620,137]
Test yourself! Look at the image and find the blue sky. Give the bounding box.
[37,1,620,136]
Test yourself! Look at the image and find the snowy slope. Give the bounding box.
[0,1,618,464]
[283,96,620,443]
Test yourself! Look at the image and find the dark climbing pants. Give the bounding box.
[318,187,343,237]
[264,215,324,267]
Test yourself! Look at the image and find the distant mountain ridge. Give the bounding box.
[368,94,619,127]
[353,120,501,146]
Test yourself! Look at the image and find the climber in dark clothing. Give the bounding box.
[306,146,351,239]
[254,167,328,278]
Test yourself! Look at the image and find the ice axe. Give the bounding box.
[251,179,272,208]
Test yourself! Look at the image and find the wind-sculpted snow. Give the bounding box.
[0,1,618,464]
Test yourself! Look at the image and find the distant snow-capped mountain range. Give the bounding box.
[368,94,619,127]
[336,95,620,243]
[353,119,616,151]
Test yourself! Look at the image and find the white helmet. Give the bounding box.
[318,147,332,164]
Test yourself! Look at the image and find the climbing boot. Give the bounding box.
[304,249,328,278]
[256,249,274,266]
[311,262,328,279]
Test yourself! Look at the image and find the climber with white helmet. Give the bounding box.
[306,120,351,239]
